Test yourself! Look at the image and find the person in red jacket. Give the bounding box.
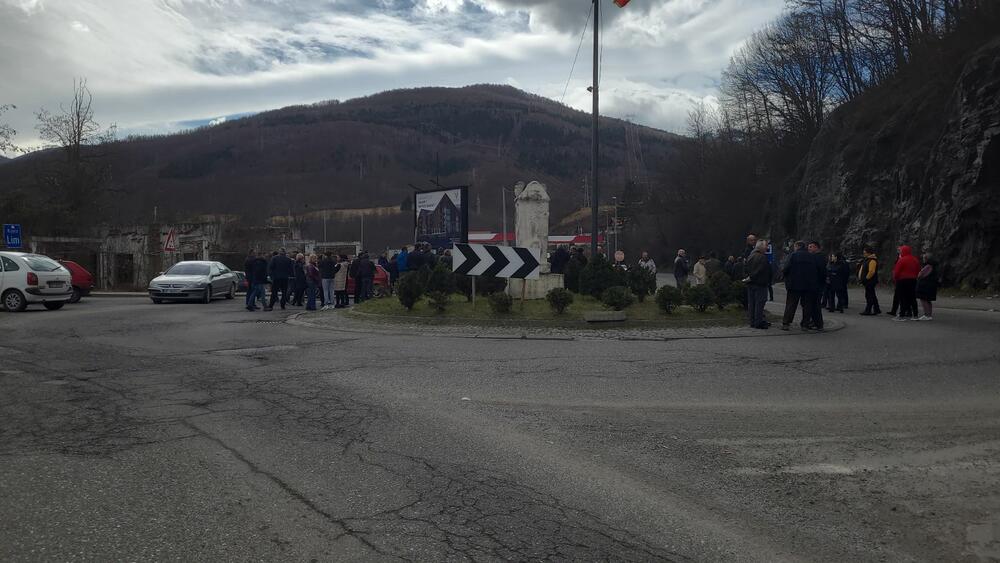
[892,245,921,320]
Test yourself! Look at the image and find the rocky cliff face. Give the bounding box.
[789,38,1000,287]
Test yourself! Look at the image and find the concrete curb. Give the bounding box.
[284,311,846,342]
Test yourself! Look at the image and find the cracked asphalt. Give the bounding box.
[1,297,998,561]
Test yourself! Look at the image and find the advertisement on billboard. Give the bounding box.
[414,187,469,250]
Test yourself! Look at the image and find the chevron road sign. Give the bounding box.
[452,243,541,279]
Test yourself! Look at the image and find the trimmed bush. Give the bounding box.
[396,272,425,311]
[427,262,457,295]
[601,286,635,311]
[655,285,683,314]
[731,280,748,309]
[546,287,574,315]
[685,284,713,312]
[488,291,513,314]
[707,271,734,310]
[427,290,450,313]
[564,257,583,293]
[580,255,627,299]
[628,266,657,302]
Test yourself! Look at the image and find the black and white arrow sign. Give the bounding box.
[452,243,541,279]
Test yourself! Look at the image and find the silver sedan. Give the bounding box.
[148,261,238,304]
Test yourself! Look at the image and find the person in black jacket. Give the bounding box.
[781,241,822,331]
[804,241,826,330]
[291,254,307,306]
[319,252,338,309]
[824,253,850,312]
[267,248,294,310]
[244,249,257,310]
[744,240,772,329]
[246,252,269,312]
[550,245,571,274]
[264,248,292,311]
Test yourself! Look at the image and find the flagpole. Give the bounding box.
[590,0,600,259]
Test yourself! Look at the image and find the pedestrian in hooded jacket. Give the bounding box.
[892,245,921,320]
[858,246,881,315]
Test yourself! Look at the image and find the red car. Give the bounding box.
[346,264,391,297]
[58,260,95,304]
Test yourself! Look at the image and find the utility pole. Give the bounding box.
[590,0,600,258]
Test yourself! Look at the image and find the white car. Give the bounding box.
[0,251,74,312]
[148,261,238,304]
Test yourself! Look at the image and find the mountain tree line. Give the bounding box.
[719,0,996,146]
[639,0,1000,258]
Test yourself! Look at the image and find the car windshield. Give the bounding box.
[24,255,63,272]
[165,263,210,276]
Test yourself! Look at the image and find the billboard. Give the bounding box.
[414,187,469,250]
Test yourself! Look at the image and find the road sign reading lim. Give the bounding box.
[452,243,540,279]
[3,224,22,249]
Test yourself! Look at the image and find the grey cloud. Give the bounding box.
[0,0,784,153]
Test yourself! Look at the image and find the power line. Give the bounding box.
[561,2,593,104]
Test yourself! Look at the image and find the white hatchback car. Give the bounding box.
[0,251,74,312]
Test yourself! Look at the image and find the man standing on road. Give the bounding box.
[805,241,826,330]
[745,240,771,329]
[246,251,269,312]
[743,234,758,260]
[244,249,257,310]
[892,245,921,321]
[673,249,689,287]
[319,252,337,311]
[397,246,410,277]
[638,251,656,275]
[550,245,571,274]
[858,245,881,315]
[781,241,821,331]
[267,248,294,311]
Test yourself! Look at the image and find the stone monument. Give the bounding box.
[507,180,564,299]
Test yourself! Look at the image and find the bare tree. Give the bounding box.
[33,78,117,224]
[36,78,116,163]
[0,104,16,155]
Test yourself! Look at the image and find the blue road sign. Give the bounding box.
[3,224,22,249]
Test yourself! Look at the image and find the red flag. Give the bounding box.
[614,0,631,6]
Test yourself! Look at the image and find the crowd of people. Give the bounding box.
[241,235,941,331]
[669,233,941,331]
[241,242,461,313]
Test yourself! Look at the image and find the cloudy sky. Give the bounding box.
[0,0,785,155]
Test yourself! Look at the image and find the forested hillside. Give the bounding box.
[636,0,1000,287]
[0,84,680,248]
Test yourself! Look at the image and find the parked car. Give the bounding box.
[346,264,391,298]
[58,260,95,303]
[147,261,238,304]
[0,251,74,312]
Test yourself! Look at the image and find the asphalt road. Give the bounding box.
[1,296,998,561]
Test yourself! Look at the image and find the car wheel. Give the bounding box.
[68,287,82,304]
[2,289,27,312]
[203,287,212,304]
[43,302,65,311]
[151,298,163,304]
[225,284,236,299]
